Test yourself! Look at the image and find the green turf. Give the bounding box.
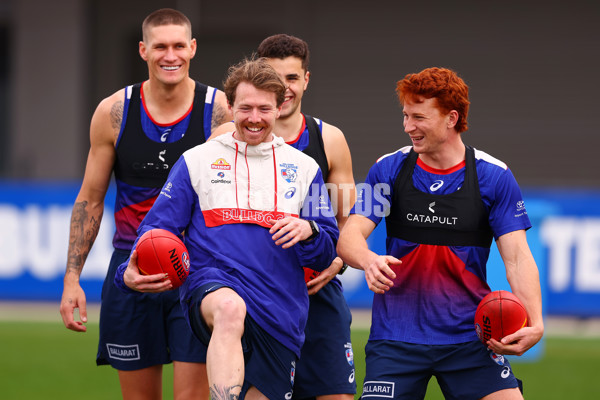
[1,321,598,399]
[0,321,174,400]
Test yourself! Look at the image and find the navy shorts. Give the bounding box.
[96,249,207,371]
[361,340,522,400]
[293,281,357,399]
[188,282,297,400]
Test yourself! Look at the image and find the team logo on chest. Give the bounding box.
[280,163,299,183]
[211,158,231,170]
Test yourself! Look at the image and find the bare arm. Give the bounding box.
[322,123,356,231]
[488,229,544,355]
[337,214,401,294]
[307,123,357,293]
[59,91,122,332]
[209,121,235,141]
[210,90,233,134]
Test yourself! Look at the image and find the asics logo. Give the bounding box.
[285,187,297,199]
[501,366,511,379]
[349,370,355,383]
[160,128,172,142]
[430,180,444,191]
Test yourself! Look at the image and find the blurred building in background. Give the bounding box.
[1,0,599,184]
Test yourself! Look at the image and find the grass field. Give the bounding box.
[1,319,599,400]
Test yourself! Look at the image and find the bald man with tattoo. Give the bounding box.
[59,8,231,400]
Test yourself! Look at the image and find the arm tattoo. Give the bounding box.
[211,102,228,132]
[209,384,242,400]
[110,100,124,140]
[66,201,101,275]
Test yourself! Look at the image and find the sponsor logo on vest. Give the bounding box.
[106,343,140,361]
[132,162,169,171]
[429,201,436,213]
[211,158,231,170]
[406,213,458,225]
[158,149,166,162]
[362,381,394,398]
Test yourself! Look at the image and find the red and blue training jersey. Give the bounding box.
[352,145,531,345]
[112,82,216,250]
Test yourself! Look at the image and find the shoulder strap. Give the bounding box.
[302,114,329,183]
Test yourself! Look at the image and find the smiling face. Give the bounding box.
[403,96,458,157]
[231,82,282,146]
[266,56,309,120]
[139,24,196,86]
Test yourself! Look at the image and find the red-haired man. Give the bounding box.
[337,67,543,400]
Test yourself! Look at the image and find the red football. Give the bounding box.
[135,229,190,289]
[474,290,528,343]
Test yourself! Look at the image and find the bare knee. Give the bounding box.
[118,366,162,400]
[202,289,246,336]
[244,386,269,400]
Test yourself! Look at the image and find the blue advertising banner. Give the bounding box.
[1,181,600,321]
[526,189,600,317]
[0,180,115,302]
